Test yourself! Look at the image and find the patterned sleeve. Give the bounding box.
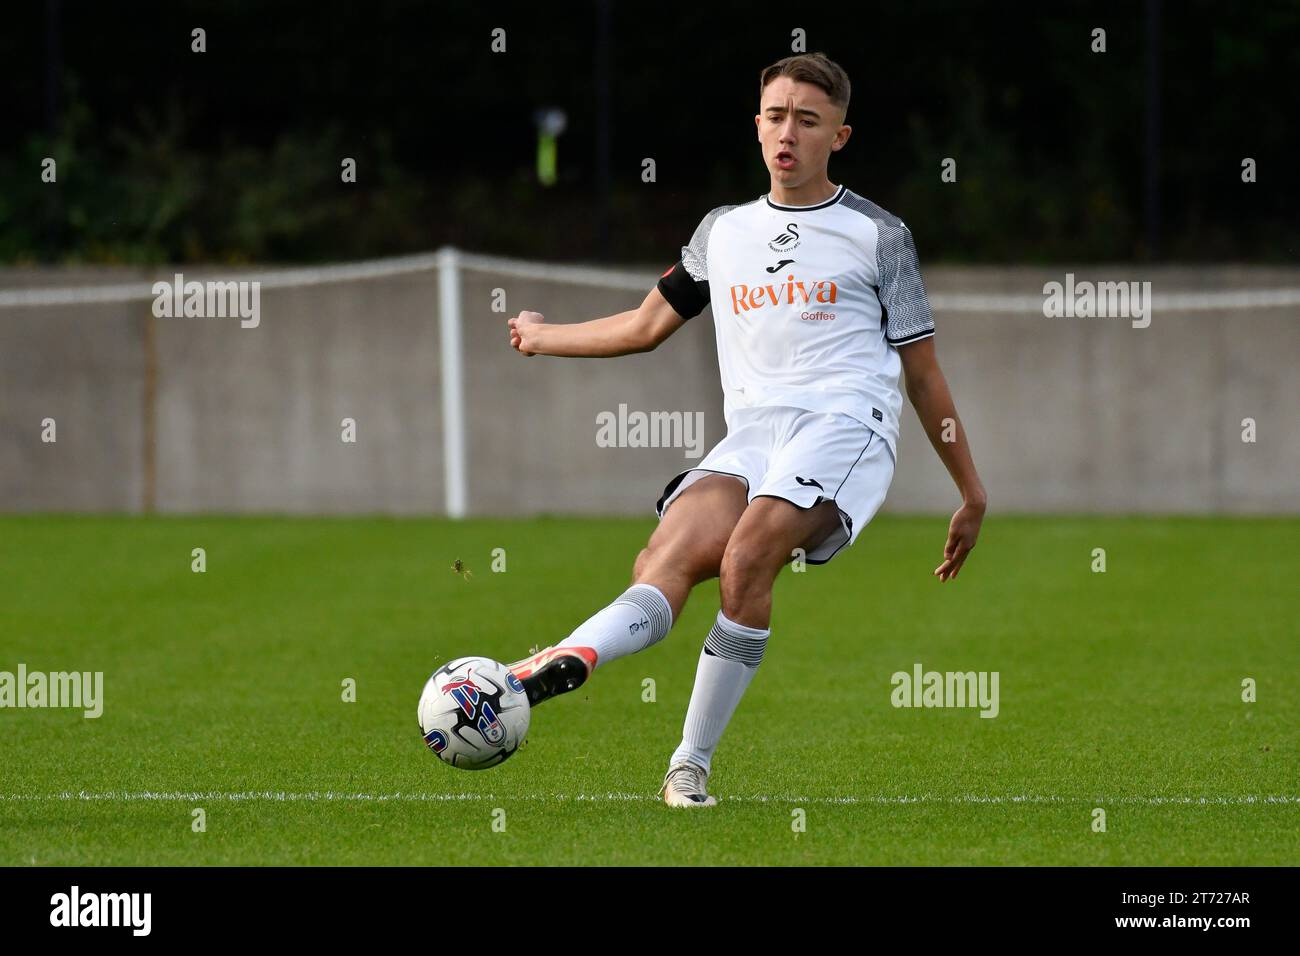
[656,205,731,320]
[876,222,935,345]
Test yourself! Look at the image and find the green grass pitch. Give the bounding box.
[1,514,1295,866]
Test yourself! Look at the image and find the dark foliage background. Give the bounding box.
[2,0,1296,264]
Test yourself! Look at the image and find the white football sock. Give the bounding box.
[556,583,674,668]
[670,610,770,774]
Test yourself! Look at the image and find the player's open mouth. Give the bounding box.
[776,151,796,169]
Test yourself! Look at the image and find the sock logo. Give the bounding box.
[629,616,650,636]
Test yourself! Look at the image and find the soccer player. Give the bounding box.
[506,52,986,807]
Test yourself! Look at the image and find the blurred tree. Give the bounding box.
[0,0,1294,264]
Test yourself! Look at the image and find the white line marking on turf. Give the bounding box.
[1,791,1298,806]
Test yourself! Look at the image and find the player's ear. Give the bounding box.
[832,124,852,151]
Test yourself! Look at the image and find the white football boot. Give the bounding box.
[658,761,718,808]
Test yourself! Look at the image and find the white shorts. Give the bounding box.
[654,405,895,565]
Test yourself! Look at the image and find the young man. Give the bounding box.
[506,53,986,807]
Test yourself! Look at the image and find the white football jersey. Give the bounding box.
[656,184,934,454]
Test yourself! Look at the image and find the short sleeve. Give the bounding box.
[655,205,733,320]
[876,223,935,345]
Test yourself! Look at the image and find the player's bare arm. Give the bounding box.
[507,286,686,358]
[899,337,987,582]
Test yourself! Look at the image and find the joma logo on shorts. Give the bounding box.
[729,276,838,315]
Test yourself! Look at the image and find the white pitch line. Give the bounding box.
[1,791,1298,806]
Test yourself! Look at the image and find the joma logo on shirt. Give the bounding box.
[729,276,838,315]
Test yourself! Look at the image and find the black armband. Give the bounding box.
[656,260,710,320]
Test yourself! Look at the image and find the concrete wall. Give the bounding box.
[1,263,1296,515]
[153,272,445,513]
[1,268,150,512]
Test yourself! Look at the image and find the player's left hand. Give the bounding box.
[935,500,984,582]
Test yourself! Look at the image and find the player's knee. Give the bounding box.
[634,544,670,585]
[635,540,716,587]
[719,539,776,596]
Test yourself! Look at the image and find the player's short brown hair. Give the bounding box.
[759,52,851,119]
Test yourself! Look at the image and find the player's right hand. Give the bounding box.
[934,499,984,582]
[508,310,544,356]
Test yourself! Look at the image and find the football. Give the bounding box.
[417,656,531,770]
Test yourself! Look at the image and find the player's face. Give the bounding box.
[755,77,850,187]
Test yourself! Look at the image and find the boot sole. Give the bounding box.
[519,654,591,707]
